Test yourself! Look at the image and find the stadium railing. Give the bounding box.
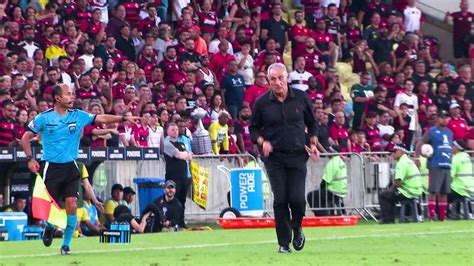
[3,148,473,222]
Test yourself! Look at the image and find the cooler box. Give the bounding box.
[133,177,165,215]
[230,168,264,217]
[0,212,28,241]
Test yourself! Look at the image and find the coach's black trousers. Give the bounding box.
[263,150,308,247]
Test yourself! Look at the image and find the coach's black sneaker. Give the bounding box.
[278,246,291,253]
[60,246,71,255]
[292,227,305,251]
[42,226,55,247]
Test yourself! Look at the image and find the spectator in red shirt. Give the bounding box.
[197,0,219,36]
[235,105,253,153]
[342,14,363,53]
[73,0,92,32]
[209,40,235,84]
[329,111,351,152]
[393,103,411,147]
[289,10,311,58]
[447,102,468,140]
[461,99,474,126]
[83,103,116,147]
[14,109,28,145]
[301,37,325,77]
[137,4,160,36]
[254,38,284,69]
[359,0,390,28]
[133,111,151,147]
[311,19,335,67]
[243,71,268,110]
[0,100,17,147]
[361,111,383,152]
[159,46,182,85]
[417,80,433,125]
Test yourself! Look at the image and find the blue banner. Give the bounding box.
[230,168,264,216]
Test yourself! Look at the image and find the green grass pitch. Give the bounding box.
[0,220,473,265]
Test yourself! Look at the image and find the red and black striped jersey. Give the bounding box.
[361,125,382,152]
[73,8,92,32]
[137,17,159,35]
[302,50,323,76]
[76,87,102,100]
[0,118,16,147]
[122,0,141,28]
[197,10,218,35]
[159,58,182,84]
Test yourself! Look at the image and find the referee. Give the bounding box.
[250,63,319,253]
[21,84,139,255]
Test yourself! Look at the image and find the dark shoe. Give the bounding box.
[42,227,55,247]
[292,227,305,251]
[278,246,292,253]
[60,246,71,255]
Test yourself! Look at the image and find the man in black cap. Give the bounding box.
[307,145,347,216]
[104,184,128,224]
[123,187,136,215]
[145,180,185,232]
[415,109,453,221]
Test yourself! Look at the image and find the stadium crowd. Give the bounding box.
[0,0,468,155]
[0,0,473,231]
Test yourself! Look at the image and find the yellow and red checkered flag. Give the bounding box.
[32,174,67,228]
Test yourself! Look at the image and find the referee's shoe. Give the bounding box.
[292,227,305,251]
[42,226,55,247]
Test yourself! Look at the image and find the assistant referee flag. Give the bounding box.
[32,174,67,228]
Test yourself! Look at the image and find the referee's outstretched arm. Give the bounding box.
[94,114,142,125]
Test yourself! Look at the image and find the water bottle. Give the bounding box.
[110,222,117,243]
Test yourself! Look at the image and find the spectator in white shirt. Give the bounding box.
[403,0,424,34]
[289,56,314,92]
[234,39,255,86]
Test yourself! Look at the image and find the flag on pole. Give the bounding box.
[32,174,67,228]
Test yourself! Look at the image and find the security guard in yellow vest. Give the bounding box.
[307,145,348,216]
[419,156,429,194]
[448,140,474,217]
[379,144,423,224]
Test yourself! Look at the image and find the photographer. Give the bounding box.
[143,180,185,232]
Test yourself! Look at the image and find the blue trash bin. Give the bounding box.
[133,177,165,215]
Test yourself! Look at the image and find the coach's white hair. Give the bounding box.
[267,63,288,77]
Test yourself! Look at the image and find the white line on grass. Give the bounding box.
[1,229,473,259]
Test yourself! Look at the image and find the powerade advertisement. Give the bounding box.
[230,168,263,216]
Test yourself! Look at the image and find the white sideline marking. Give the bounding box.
[0,229,473,259]
[370,229,401,232]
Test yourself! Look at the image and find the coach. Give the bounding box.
[250,63,319,253]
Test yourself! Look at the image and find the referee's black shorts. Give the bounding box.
[40,161,81,203]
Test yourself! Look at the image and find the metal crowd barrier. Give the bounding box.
[101,152,375,221]
[305,153,369,220]
[100,153,269,221]
[4,147,472,222]
[359,152,395,221]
